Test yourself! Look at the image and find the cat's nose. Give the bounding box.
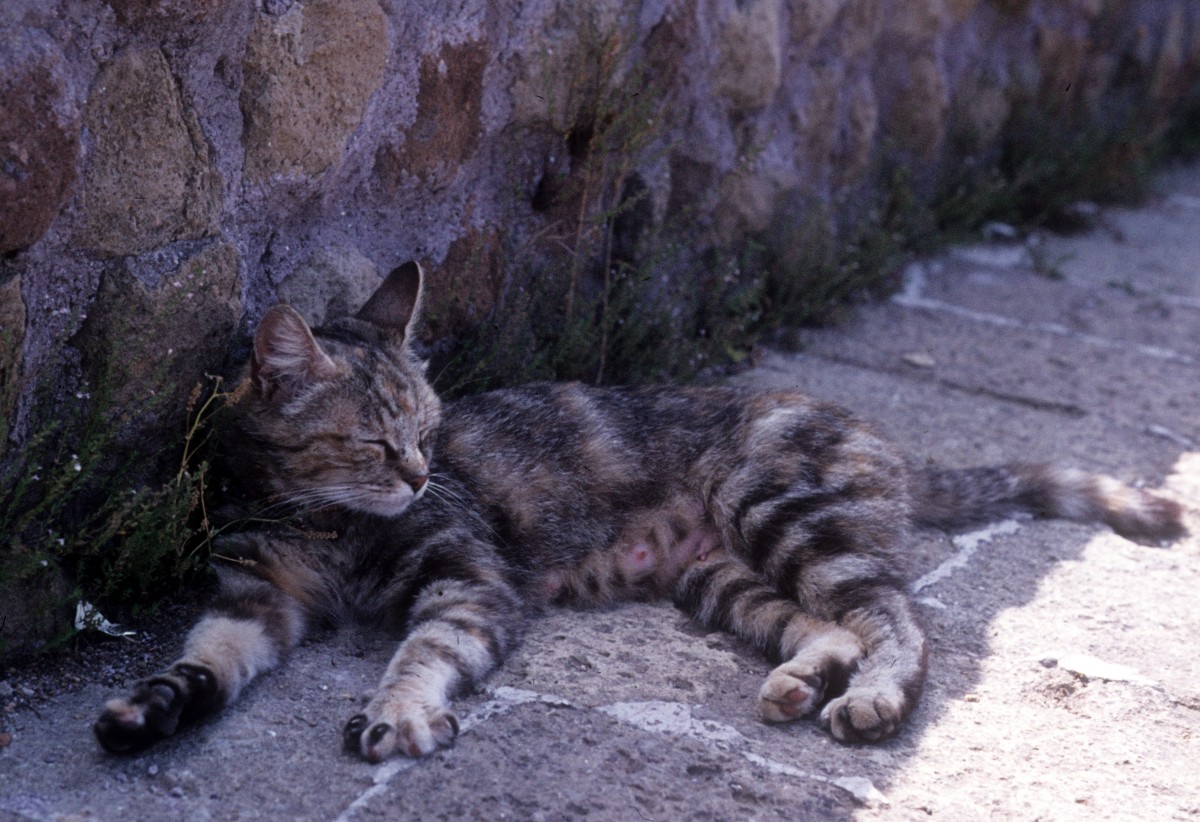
[409,475,428,493]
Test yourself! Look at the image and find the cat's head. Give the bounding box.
[233,261,442,518]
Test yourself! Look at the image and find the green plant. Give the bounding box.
[432,12,689,395]
[0,363,229,657]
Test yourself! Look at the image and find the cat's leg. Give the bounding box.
[814,579,928,743]
[673,556,864,722]
[343,570,525,762]
[731,478,929,742]
[734,408,936,742]
[94,544,311,754]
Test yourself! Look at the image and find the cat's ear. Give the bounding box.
[251,305,339,402]
[356,261,423,340]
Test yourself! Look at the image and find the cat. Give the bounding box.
[94,262,1186,761]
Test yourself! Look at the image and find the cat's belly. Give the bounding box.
[540,495,723,606]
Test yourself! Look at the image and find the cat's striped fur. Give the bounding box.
[95,262,1186,760]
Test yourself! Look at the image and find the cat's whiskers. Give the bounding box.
[254,483,375,516]
[425,475,469,506]
[423,477,512,545]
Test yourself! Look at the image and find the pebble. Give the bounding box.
[982,221,1018,240]
[1039,658,1058,668]
[902,352,936,369]
[0,681,12,699]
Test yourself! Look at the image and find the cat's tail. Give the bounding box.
[911,463,1186,543]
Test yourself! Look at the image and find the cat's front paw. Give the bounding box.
[343,698,460,762]
[759,664,826,723]
[819,689,903,743]
[94,664,217,754]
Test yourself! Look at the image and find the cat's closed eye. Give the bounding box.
[362,439,399,461]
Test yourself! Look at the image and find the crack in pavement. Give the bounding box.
[894,262,1195,365]
[332,686,887,820]
[912,520,1024,610]
[795,350,1090,418]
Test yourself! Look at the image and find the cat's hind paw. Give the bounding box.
[819,689,903,743]
[95,683,182,754]
[94,663,219,754]
[343,700,459,762]
[759,665,826,723]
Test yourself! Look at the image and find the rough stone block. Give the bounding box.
[80,48,220,257]
[373,41,489,193]
[953,77,1011,153]
[0,31,79,256]
[716,0,784,112]
[887,54,949,159]
[715,170,780,244]
[840,80,879,184]
[241,0,389,181]
[0,274,25,445]
[276,247,381,328]
[835,0,883,59]
[790,0,847,48]
[74,242,241,431]
[422,230,504,341]
[883,0,951,49]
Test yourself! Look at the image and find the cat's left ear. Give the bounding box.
[356,261,423,341]
[251,305,340,403]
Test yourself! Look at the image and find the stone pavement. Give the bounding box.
[3,165,1200,821]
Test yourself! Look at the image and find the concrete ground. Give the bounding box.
[3,164,1200,821]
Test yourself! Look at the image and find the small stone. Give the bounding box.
[0,681,12,699]
[902,352,936,368]
[982,221,1018,240]
[951,244,1031,269]
[1039,658,1058,669]
[0,732,12,748]
[1057,653,1153,685]
[148,764,159,777]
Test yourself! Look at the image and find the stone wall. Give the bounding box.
[2,0,1200,643]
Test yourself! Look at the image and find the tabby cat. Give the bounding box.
[94,262,1185,761]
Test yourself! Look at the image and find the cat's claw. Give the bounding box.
[343,703,459,761]
[819,690,903,743]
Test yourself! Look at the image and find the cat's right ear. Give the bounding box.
[251,305,339,403]
[356,261,423,341]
